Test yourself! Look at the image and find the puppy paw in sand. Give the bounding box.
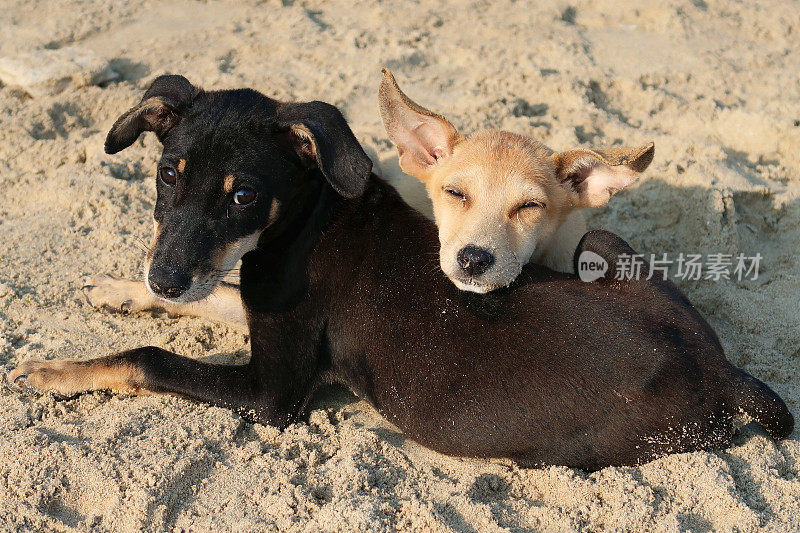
[82,274,246,326]
[82,273,159,314]
[8,358,143,398]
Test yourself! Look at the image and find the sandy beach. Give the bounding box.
[1,0,799,530]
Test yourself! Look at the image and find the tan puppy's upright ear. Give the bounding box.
[378,68,462,180]
[554,142,655,208]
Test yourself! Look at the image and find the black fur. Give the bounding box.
[105,75,198,154]
[98,76,792,470]
[276,101,372,198]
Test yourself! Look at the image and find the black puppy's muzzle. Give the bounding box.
[457,245,495,277]
[148,265,192,299]
[147,208,214,301]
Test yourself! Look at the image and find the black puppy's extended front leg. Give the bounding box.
[113,346,297,425]
[9,346,300,427]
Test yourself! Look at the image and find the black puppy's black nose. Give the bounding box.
[148,266,191,299]
[457,245,495,277]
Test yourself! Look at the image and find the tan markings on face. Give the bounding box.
[209,203,278,281]
[177,158,186,173]
[268,198,280,223]
[425,131,572,291]
[223,174,235,194]
[9,359,146,397]
[151,219,162,247]
[146,220,162,267]
[143,219,163,297]
[211,232,262,274]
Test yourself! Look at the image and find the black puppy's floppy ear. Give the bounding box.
[277,101,372,199]
[105,75,198,154]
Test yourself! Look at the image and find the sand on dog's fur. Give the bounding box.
[1,0,799,530]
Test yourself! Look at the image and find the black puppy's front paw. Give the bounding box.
[81,274,156,314]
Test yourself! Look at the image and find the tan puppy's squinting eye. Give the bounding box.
[443,186,468,205]
[379,68,655,293]
[512,200,545,226]
[519,199,545,210]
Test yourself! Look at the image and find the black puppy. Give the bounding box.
[10,76,793,470]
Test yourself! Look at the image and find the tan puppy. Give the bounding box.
[379,69,654,293]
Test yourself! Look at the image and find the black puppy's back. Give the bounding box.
[299,179,793,469]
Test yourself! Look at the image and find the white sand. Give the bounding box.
[1,0,798,530]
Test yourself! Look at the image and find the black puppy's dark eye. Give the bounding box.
[233,187,256,205]
[160,167,177,185]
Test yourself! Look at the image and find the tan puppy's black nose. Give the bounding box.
[457,245,495,277]
[148,267,191,299]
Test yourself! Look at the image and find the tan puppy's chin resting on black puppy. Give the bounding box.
[379,68,654,293]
